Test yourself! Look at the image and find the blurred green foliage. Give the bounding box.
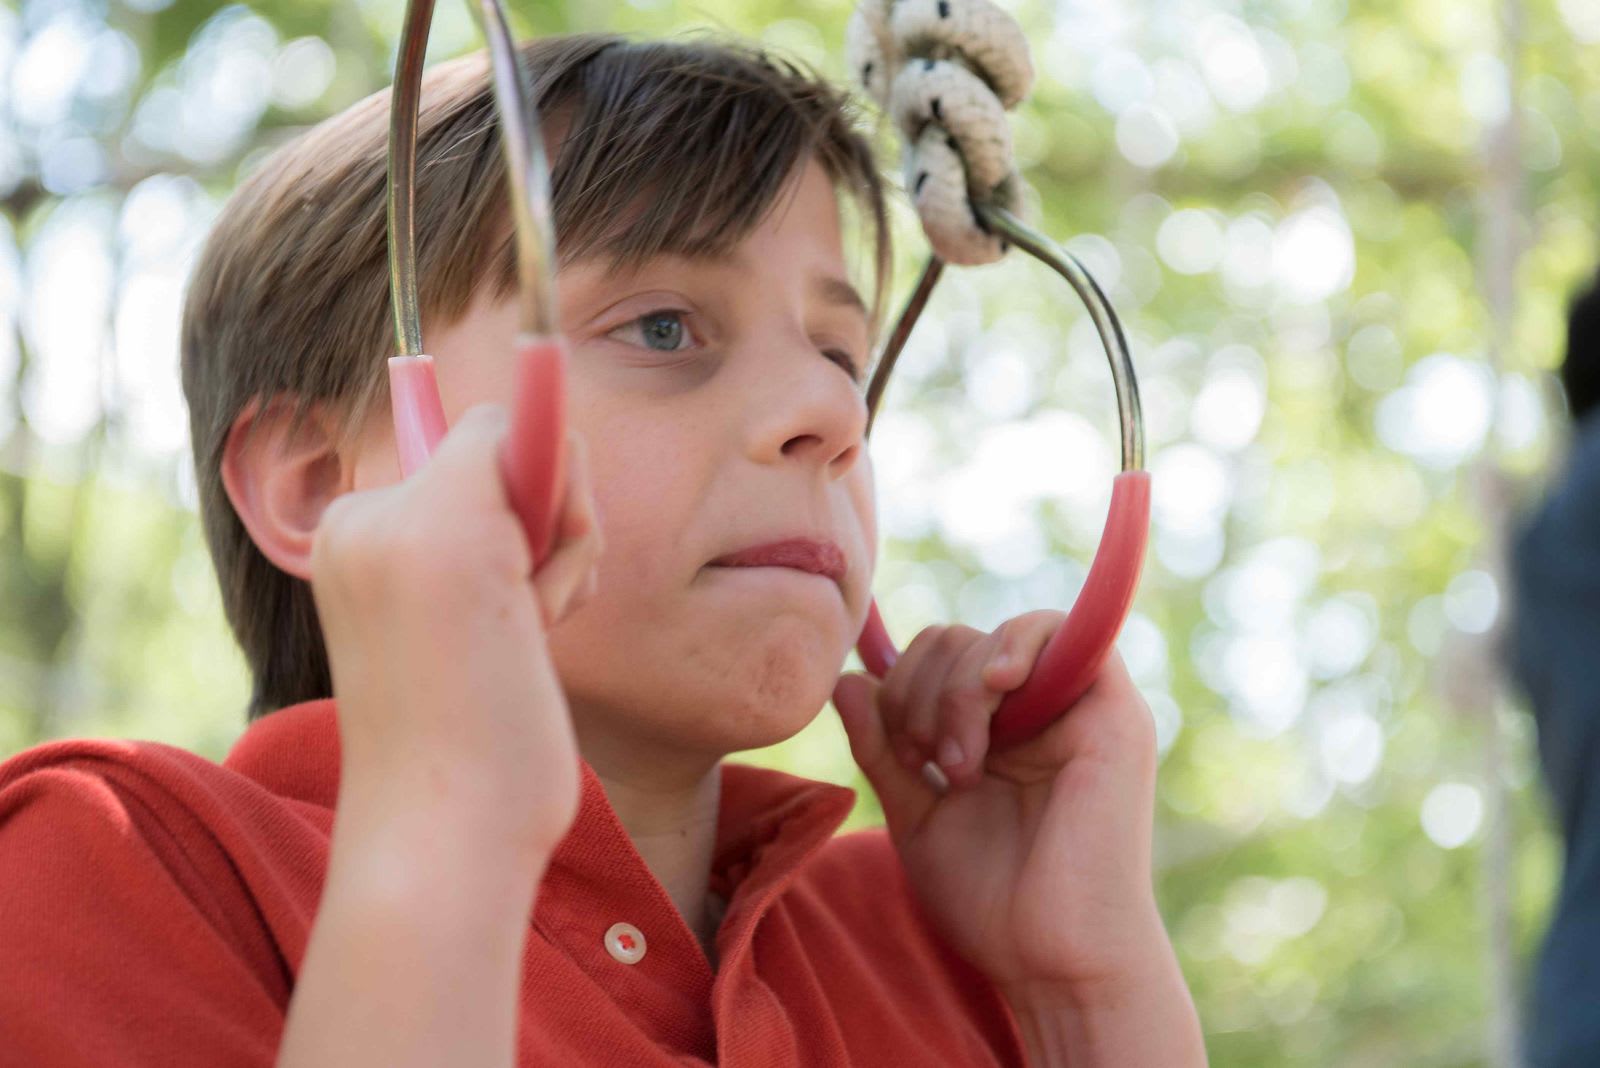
[2,0,1598,1064]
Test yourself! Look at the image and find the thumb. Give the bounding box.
[832,672,938,838]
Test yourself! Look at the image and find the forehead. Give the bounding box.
[561,150,847,264]
[556,159,868,313]
[542,56,852,271]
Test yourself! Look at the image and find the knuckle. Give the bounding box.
[936,682,988,725]
[875,682,901,722]
[566,582,593,615]
[1103,698,1159,761]
[932,625,972,656]
[458,402,509,434]
[902,625,946,661]
[905,719,934,746]
[880,686,911,732]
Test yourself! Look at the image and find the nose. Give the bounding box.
[743,335,868,478]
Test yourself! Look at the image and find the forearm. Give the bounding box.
[999,946,1206,1068]
[276,781,548,1068]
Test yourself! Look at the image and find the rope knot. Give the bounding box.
[847,0,1035,264]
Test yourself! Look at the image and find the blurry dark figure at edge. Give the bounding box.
[1510,270,1600,1068]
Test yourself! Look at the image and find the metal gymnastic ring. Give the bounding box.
[856,202,1151,750]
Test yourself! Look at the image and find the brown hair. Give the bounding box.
[181,32,891,721]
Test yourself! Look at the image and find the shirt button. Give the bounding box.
[605,922,647,964]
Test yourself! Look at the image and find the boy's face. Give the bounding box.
[349,159,878,760]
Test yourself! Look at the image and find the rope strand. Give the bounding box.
[846,0,1035,264]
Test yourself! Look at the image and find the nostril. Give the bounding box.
[781,432,827,456]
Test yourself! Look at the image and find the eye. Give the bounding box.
[824,348,865,385]
[608,309,696,352]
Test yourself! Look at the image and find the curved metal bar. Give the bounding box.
[865,256,942,436]
[385,0,568,566]
[855,201,1151,749]
[389,0,559,352]
[979,203,1144,472]
[864,207,1145,473]
[467,0,559,336]
[386,0,435,357]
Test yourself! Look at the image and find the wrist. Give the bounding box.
[1005,894,1173,992]
[997,935,1205,1068]
[335,765,565,889]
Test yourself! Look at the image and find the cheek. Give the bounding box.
[847,462,878,604]
[590,455,692,579]
[854,459,877,552]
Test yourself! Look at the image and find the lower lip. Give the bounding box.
[706,564,840,592]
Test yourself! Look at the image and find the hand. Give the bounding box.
[830,613,1170,993]
[310,403,603,861]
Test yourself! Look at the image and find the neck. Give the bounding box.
[575,719,726,966]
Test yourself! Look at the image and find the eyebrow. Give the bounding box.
[813,274,869,319]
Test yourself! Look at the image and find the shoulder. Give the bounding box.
[806,824,908,894]
[0,733,308,973]
[0,734,263,843]
[1517,421,1600,571]
[0,737,290,1063]
[0,735,268,931]
[790,826,1029,1066]
[1,734,218,823]
[793,825,935,957]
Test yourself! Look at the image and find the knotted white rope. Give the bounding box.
[846,0,1036,265]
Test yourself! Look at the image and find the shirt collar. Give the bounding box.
[223,698,860,920]
[224,697,341,810]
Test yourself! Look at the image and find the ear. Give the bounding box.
[221,396,353,582]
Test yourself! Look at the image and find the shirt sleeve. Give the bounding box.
[0,758,286,1067]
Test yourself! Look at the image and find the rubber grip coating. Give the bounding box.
[386,339,568,567]
[853,471,1152,750]
[498,335,568,568]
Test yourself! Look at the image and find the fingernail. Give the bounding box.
[937,736,964,770]
[921,760,951,794]
[989,651,1012,672]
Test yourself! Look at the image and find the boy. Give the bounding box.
[0,33,1204,1066]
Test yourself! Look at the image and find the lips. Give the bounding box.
[709,538,847,586]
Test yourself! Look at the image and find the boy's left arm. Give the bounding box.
[831,611,1206,1068]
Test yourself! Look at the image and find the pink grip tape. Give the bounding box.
[386,336,568,567]
[855,470,1152,751]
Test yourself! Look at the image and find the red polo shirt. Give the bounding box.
[0,698,1028,1065]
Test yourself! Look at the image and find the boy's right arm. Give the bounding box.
[277,405,602,1068]
[273,776,554,1068]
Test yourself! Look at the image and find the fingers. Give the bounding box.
[980,609,1065,694]
[901,626,977,760]
[352,403,533,593]
[530,429,604,629]
[831,672,941,839]
[878,625,955,769]
[419,404,515,513]
[927,634,1002,788]
[407,408,604,631]
[875,611,1075,791]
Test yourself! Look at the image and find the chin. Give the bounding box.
[556,604,852,755]
[680,639,842,752]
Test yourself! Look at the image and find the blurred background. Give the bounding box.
[1,0,1596,1063]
